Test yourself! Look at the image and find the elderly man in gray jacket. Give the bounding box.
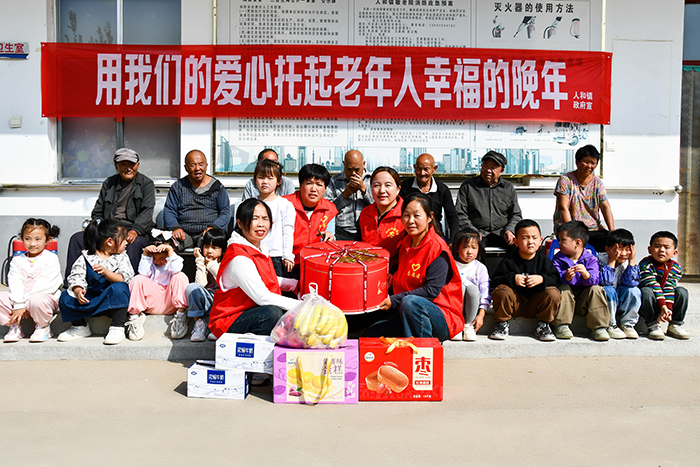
[324,150,373,241]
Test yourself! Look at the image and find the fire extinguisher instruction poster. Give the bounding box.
[212,0,603,176]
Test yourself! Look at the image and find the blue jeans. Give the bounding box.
[399,295,450,342]
[603,285,641,327]
[185,283,213,319]
[227,305,283,336]
[639,286,688,326]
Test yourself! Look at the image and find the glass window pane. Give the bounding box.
[59,0,117,44]
[123,118,180,179]
[123,0,181,45]
[61,118,118,179]
[684,5,700,61]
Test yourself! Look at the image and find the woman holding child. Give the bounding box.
[553,144,615,251]
[209,199,300,338]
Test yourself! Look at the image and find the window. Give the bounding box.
[58,0,181,180]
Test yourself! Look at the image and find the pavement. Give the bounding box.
[1,356,698,467]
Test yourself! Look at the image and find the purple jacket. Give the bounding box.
[553,249,600,288]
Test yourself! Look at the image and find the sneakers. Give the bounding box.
[207,332,216,341]
[489,321,509,340]
[552,324,573,339]
[607,325,626,339]
[591,327,610,341]
[126,312,146,341]
[170,312,188,340]
[29,325,51,342]
[647,323,666,340]
[450,330,462,341]
[104,326,125,345]
[463,324,477,341]
[620,324,639,339]
[57,325,92,342]
[667,323,690,340]
[3,324,22,343]
[190,319,207,342]
[535,320,556,341]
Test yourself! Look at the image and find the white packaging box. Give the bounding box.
[187,361,250,400]
[215,333,275,374]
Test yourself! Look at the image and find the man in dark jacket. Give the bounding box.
[65,148,156,277]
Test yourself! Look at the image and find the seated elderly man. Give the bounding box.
[164,149,231,252]
[324,149,373,240]
[455,150,523,249]
[64,148,155,277]
[241,148,295,200]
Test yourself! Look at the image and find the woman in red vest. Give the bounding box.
[209,199,300,338]
[377,193,465,341]
[357,167,405,270]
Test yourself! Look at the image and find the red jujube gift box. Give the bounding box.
[359,337,443,401]
[300,241,389,314]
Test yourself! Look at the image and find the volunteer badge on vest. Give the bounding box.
[385,227,400,238]
[409,263,422,279]
[319,215,328,230]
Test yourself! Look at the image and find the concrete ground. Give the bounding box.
[2,356,698,467]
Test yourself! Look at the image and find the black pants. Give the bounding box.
[639,286,688,326]
[72,307,128,328]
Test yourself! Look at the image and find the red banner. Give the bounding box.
[41,43,611,123]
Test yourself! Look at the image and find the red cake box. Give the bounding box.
[300,241,389,314]
[359,337,443,401]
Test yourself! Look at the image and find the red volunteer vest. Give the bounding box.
[358,197,405,269]
[393,227,465,338]
[209,243,281,338]
[284,192,338,265]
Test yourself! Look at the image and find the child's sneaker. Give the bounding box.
[126,312,146,341]
[207,332,216,341]
[190,319,207,342]
[606,325,626,339]
[3,324,22,343]
[667,323,690,340]
[620,324,639,339]
[552,324,573,339]
[489,321,509,340]
[449,329,463,341]
[647,323,666,340]
[104,326,125,345]
[57,325,92,342]
[591,327,610,341]
[463,324,477,341]
[535,320,556,341]
[29,325,51,342]
[170,311,188,340]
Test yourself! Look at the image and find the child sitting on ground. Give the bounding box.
[450,227,490,341]
[490,219,561,341]
[550,221,610,341]
[1,218,62,343]
[638,231,689,340]
[598,228,641,339]
[182,227,227,341]
[58,219,134,345]
[127,236,189,341]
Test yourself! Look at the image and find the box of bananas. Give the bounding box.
[270,285,348,349]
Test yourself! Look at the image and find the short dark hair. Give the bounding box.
[575,144,601,164]
[203,226,228,251]
[254,159,283,185]
[514,219,541,236]
[650,231,678,248]
[451,227,481,263]
[298,163,330,187]
[556,220,590,245]
[234,198,273,237]
[606,228,635,248]
[257,148,278,162]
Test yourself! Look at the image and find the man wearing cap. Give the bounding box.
[64,148,156,277]
[324,149,373,240]
[241,148,296,200]
[399,153,459,243]
[455,150,523,248]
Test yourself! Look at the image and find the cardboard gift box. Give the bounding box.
[358,337,443,401]
[215,333,275,374]
[272,339,359,404]
[300,241,389,314]
[187,361,250,400]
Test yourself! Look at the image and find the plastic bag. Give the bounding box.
[271,284,348,349]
